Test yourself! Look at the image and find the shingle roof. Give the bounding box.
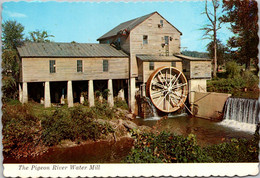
[137,54,181,61]
[174,54,211,61]
[97,11,182,41]
[17,42,128,58]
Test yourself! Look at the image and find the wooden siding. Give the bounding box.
[190,61,211,79]
[142,61,182,83]
[22,57,129,82]
[130,13,181,77]
[182,59,211,79]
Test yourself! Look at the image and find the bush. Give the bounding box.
[41,106,114,146]
[242,70,259,90]
[204,127,259,162]
[225,61,240,78]
[114,98,128,110]
[124,130,259,163]
[124,132,211,163]
[87,100,116,120]
[207,76,245,92]
[2,104,41,158]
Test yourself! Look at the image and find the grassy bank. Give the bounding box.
[124,129,259,163]
[2,99,128,159]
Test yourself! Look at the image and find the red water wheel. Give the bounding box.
[146,66,188,113]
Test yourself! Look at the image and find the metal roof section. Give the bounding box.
[136,54,181,62]
[17,42,129,58]
[174,54,211,61]
[97,11,182,41]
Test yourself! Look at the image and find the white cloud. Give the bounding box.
[5,10,27,18]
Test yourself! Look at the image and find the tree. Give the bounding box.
[201,0,221,78]
[26,30,54,42]
[206,39,229,68]
[2,20,24,49]
[2,20,25,101]
[221,0,258,71]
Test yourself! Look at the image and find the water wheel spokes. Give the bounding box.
[146,66,188,113]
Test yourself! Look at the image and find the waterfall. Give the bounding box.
[144,97,160,120]
[221,97,259,132]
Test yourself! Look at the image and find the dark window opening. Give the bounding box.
[164,36,169,45]
[171,61,176,67]
[49,60,56,73]
[103,60,108,72]
[77,60,83,72]
[149,61,154,70]
[143,35,148,44]
[160,20,163,27]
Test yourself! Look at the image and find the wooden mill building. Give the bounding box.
[17,11,211,113]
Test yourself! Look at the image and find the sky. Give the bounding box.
[2,0,234,52]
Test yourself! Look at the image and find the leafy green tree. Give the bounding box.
[26,30,54,42]
[2,20,25,101]
[2,20,24,49]
[221,0,258,71]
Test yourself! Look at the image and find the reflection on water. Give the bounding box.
[4,137,134,163]
[133,115,255,147]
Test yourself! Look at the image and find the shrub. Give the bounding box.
[88,100,115,120]
[124,132,211,163]
[2,104,41,158]
[225,61,240,78]
[41,108,73,146]
[242,70,259,90]
[124,130,259,163]
[204,127,259,162]
[114,98,128,110]
[41,106,114,146]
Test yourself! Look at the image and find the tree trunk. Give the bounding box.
[245,59,250,70]
[213,38,217,77]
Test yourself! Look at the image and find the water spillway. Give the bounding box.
[221,97,259,132]
[223,97,259,124]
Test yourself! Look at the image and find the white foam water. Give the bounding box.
[221,97,259,133]
[168,112,188,118]
[218,120,257,133]
[144,116,162,121]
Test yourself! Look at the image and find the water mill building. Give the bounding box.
[17,11,212,115]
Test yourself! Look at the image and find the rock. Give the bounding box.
[138,125,152,133]
[122,120,138,130]
[126,113,134,120]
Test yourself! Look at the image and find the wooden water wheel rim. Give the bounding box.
[146,66,188,113]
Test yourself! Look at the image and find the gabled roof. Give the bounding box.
[17,42,128,58]
[97,11,182,41]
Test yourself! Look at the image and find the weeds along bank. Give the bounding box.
[124,130,259,163]
[2,99,144,159]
